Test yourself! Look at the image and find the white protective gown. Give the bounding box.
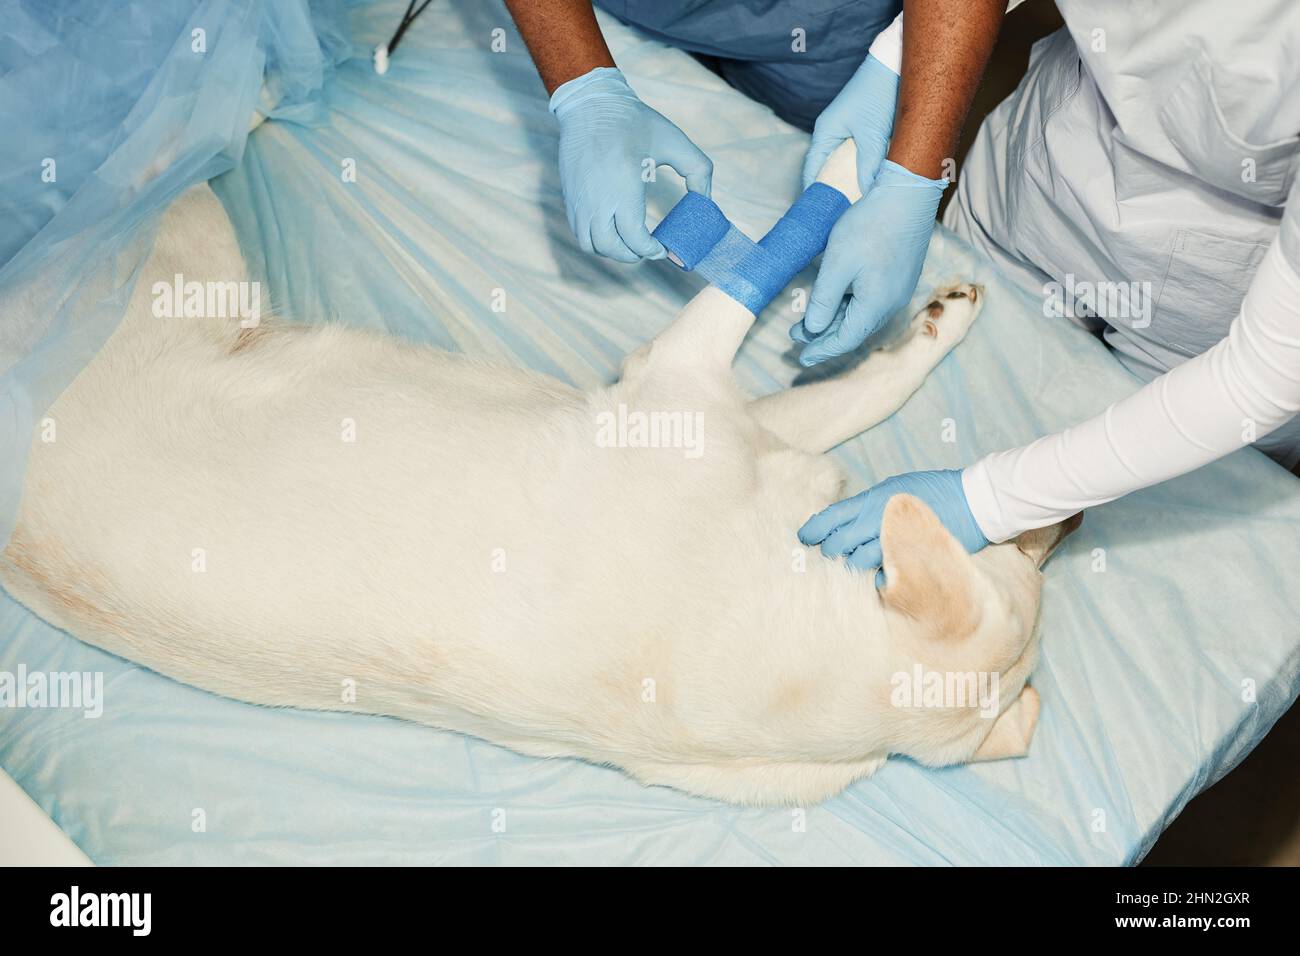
[943,0,1300,541]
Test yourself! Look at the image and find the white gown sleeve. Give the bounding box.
[866,12,904,74]
[962,227,1300,544]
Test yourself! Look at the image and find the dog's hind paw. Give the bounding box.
[913,282,983,345]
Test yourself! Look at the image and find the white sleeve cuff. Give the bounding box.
[867,13,904,75]
[869,3,1021,77]
[962,460,1015,544]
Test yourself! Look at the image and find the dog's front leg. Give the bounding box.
[645,286,758,378]
[641,142,864,382]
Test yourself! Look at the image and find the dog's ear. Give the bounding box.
[878,494,982,640]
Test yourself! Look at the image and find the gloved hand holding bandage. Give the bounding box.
[550,67,713,263]
[651,179,852,316]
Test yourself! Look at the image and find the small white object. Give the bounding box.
[866,12,903,74]
[373,45,389,76]
[0,769,91,865]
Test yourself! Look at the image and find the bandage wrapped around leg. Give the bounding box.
[652,183,851,315]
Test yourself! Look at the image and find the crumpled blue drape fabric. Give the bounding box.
[0,0,1298,865]
[0,0,351,550]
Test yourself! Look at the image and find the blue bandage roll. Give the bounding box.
[651,191,731,270]
[652,183,850,314]
[758,184,849,262]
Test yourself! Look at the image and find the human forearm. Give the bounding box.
[504,0,615,94]
[965,236,1300,543]
[887,0,1006,179]
[791,2,1004,365]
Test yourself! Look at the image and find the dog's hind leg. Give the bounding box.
[749,283,982,454]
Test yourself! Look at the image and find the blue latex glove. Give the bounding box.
[549,67,713,263]
[798,470,988,584]
[801,54,900,195]
[791,161,947,366]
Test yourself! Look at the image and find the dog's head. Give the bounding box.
[876,494,1080,765]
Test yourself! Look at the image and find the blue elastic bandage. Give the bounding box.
[652,182,851,314]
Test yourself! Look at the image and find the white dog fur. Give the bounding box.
[0,143,1073,806]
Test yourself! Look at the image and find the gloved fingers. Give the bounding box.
[819,502,886,558]
[801,127,846,190]
[825,487,889,560]
[852,133,889,196]
[588,216,640,263]
[844,288,891,344]
[797,492,866,546]
[560,182,585,251]
[570,209,596,256]
[840,230,928,345]
[789,297,846,344]
[653,121,714,196]
[614,202,666,260]
[844,538,884,573]
[799,286,890,366]
[797,312,860,366]
[803,244,856,337]
[819,519,869,559]
[797,323,858,366]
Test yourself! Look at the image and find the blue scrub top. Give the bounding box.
[594,0,901,130]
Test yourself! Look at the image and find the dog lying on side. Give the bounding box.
[0,144,1075,806]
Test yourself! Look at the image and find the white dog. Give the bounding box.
[0,144,1074,806]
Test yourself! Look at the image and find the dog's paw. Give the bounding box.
[910,282,983,347]
[971,684,1039,762]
